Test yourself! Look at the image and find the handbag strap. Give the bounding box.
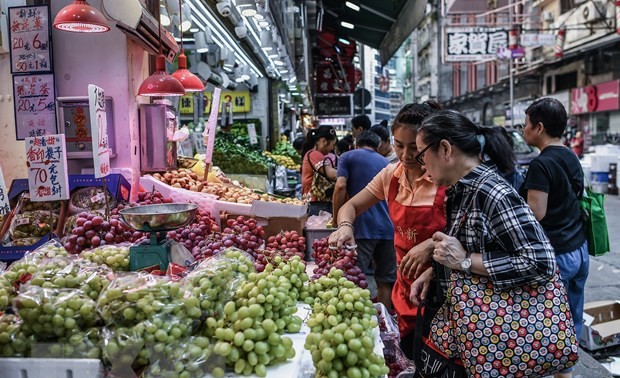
[307,151,336,182]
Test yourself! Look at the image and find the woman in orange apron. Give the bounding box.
[328,101,446,358]
[387,176,446,356]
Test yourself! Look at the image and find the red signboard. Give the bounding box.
[315,64,356,94]
[571,80,620,115]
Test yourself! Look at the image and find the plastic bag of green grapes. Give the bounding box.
[9,210,58,239]
[181,248,255,318]
[101,314,202,374]
[12,286,99,341]
[30,327,101,359]
[0,314,32,357]
[27,256,113,300]
[97,272,202,327]
[80,243,130,272]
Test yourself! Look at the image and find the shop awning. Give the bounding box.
[318,0,428,65]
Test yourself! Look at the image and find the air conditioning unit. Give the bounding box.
[196,62,223,87]
[102,0,179,62]
[581,0,606,23]
[542,11,554,22]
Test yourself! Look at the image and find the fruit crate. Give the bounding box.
[303,228,335,260]
[0,358,104,378]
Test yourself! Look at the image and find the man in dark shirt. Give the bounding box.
[521,98,588,378]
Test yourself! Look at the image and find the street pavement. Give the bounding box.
[573,192,620,377]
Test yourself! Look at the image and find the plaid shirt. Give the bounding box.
[436,163,556,293]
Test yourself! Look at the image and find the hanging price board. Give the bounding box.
[8,5,52,74]
[247,123,258,145]
[13,73,57,140]
[25,134,70,202]
[88,85,111,178]
[0,165,10,215]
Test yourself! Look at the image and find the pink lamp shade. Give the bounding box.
[54,0,110,33]
[138,54,186,97]
[172,53,205,92]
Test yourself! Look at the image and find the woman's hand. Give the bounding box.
[328,226,355,250]
[431,231,468,270]
[409,267,434,306]
[400,239,433,279]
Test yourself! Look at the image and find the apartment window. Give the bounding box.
[556,72,577,92]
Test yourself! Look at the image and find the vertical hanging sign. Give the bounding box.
[247,123,258,145]
[13,73,57,139]
[202,87,222,177]
[88,85,110,178]
[25,134,69,201]
[0,166,10,215]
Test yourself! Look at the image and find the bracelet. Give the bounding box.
[338,222,354,230]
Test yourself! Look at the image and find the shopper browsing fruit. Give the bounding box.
[332,131,395,310]
[328,102,445,358]
[301,126,338,216]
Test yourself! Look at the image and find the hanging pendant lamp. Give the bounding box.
[138,3,185,97]
[171,0,204,92]
[54,0,110,33]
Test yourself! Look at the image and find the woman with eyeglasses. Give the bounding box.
[410,110,561,377]
[328,101,446,358]
[301,125,338,216]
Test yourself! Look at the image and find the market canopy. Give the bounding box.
[312,0,428,66]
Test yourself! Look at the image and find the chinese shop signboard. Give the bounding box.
[13,73,57,140]
[571,80,620,115]
[179,91,251,115]
[25,134,69,201]
[0,165,9,215]
[315,64,356,94]
[315,95,353,116]
[445,27,508,62]
[88,85,110,178]
[8,5,52,74]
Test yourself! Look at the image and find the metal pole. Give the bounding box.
[360,44,366,116]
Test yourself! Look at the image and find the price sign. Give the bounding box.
[247,123,258,145]
[8,5,52,74]
[88,85,111,178]
[191,132,206,154]
[203,88,222,165]
[0,165,10,215]
[13,73,57,140]
[25,134,69,202]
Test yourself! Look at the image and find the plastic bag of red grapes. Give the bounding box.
[374,302,416,377]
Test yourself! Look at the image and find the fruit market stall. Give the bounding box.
[0,199,396,377]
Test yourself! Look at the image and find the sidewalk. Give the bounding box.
[573,347,614,377]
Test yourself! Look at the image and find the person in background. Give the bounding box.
[570,131,585,158]
[328,102,444,358]
[335,135,354,156]
[495,126,524,190]
[370,124,398,163]
[293,136,305,157]
[411,110,557,377]
[521,98,587,378]
[332,131,395,309]
[351,114,371,138]
[301,126,338,216]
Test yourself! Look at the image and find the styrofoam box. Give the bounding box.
[0,358,104,378]
[589,154,617,172]
[592,144,620,156]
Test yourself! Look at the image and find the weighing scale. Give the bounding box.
[119,203,198,271]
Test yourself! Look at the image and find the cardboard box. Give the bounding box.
[580,300,620,351]
[221,213,306,238]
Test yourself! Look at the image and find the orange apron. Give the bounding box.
[387,175,446,337]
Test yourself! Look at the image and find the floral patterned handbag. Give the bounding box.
[429,180,579,378]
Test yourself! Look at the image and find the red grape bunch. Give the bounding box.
[64,212,142,254]
[311,237,368,289]
[254,231,306,272]
[166,209,219,257]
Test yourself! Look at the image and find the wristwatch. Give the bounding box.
[460,256,472,275]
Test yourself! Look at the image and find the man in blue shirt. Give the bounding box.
[333,131,395,309]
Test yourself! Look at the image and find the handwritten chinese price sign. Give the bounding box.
[88,85,111,178]
[0,165,10,215]
[25,134,70,202]
[13,73,57,140]
[8,5,52,74]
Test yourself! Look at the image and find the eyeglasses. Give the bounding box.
[414,142,435,165]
